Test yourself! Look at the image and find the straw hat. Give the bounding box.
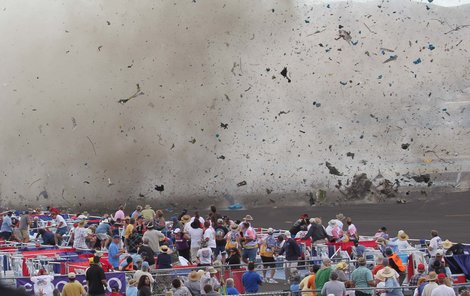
[336,262,348,270]
[375,270,385,281]
[78,220,86,227]
[328,220,337,226]
[207,266,218,274]
[145,205,152,209]
[336,213,345,221]
[188,271,202,281]
[427,272,438,281]
[160,245,170,253]
[397,230,409,241]
[244,215,254,221]
[442,240,453,250]
[267,228,274,234]
[230,223,239,230]
[381,267,395,278]
[128,279,137,286]
[181,215,191,223]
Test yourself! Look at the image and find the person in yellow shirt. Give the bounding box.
[124,217,135,247]
[141,205,156,222]
[299,265,320,296]
[61,272,86,296]
[259,228,278,283]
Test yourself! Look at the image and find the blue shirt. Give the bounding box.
[96,223,110,234]
[42,231,55,245]
[108,242,120,268]
[290,283,300,296]
[126,286,138,296]
[385,277,404,296]
[227,287,240,295]
[1,216,12,233]
[242,271,262,293]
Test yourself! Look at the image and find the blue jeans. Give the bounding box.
[242,248,257,262]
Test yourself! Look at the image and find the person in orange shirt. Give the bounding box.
[299,265,320,296]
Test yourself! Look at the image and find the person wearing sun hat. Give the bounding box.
[396,230,412,250]
[200,267,221,295]
[156,245,172,269]
[141,205,156,222]
[380,266,404,296]
[126,278,138,296]
[335,261,349,282]
[422,272,438,296]
[186,270,203,296]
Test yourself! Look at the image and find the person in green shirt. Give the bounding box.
[351,257,376,296]
[315,258,333,290]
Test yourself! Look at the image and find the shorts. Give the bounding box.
[214,245,226,257]
[261,256,276,268]
[96,233,109,241]
[20,229,29,240]
[56,227,68,236]
[242,248,257,262]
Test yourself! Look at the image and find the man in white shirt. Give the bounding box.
[203,221,217,253]
[430,273,455,296]
[428,230,442,270]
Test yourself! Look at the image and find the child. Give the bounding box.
[290,275,301,296]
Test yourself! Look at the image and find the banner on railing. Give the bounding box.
[16,271,126,295]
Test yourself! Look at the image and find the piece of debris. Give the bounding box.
[428,44,435,50]
[280,67,291,83]
[189,138,196,144]
[335,29,352,44]
[413,58,422,64]
[266,189,273,194]
[396,199,407,204]
[340,81,348,85]
[228,203,243,210]
[118,83,144,104]
[217,155,226,160]
[39,190,49,199]
[98,45,103,51]
[220,123,228,129]
[108,178,113,186]
[83,181,90,184]
[346,152,355,159]
[313,101,321,107]
[155,185,165,192]
[411,174,431,183]
[106,20,111,25]
[325,162,343,176]
[71,117,77,129]
[383,55,398,63]
[278,110,290,117]
[237,180,247,187]
[401,143,410,150]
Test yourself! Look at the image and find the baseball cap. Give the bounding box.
[68,272,76,279]
[113,235,120,239]
[437,273,446,280]
[417,263,425,271]
[142,261,150,269]
[217,218,224,224]
[174,228,181,234]
[267,228,274,234]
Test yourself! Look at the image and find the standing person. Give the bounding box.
[315,258,333,290]
[385,248,406,284]
[95,219,112,250]
[19,211,30,243]
[335,262,349,282]
[209,205,222,226]
[203,284,222,296]
[422,272,439,296]
[381,267,404,296]
[86,256,107,296]
[123,217,135,247]
[141,205,155,222]
[72,220,90,249]
[137,275,152,296]
[108,235,124,269]
[134,262,155,286]
[138,237,156,266]
[375,227,389,240]
[428,230,442,270]
[224,224,240,251]
[346,217,358,242]
[127,229,143,254]
[259,228,278,283]
[200,267,221,295]
[31,270,55,296]
[172,278,192,296]
[409,263,427,287]
[299,265,320,296]
[214,219,228,261]
[430,273,454,296]
[174,228,191,262]
[225,248,241,268]
[51,209,68,245]
[242,262,263,293]
[186,271,203,296]
[61,272,86,296]
[203,221,217,255]
[279,233,301,283]
[303,218,328,243]
[131,206,143,220]
[114,205,125,221]
[154,210,166,232]
[321,272,347,296]
[240,222,257,263]
[142,223,165,254]
[0,211,13,240]
[351,257,375,296]
[225,278,240,295]
[187,218,204,263]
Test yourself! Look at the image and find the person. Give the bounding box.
[409,263,427,287]
[385,248,406,284]
[381,266,404,296]
[200,267,221,295]
[50,209,68,245]
[120,256,135,271]
[346,217,358,241]
[335,262,349,282]
[19,211,30,243]
[141,205,156,222]
[132,206,143,220]
[396,230,412,250]
[37,228,56,245]
[375,227,389,240]
[124,217,135,246]
[108,235,124,269]
[226,248,241,268]
[61,272,86,296]
[203,284,222,296]
[315,258,333,290]
[174,228,191,262]
[197,240,213,266]
[353,241,367,258]
[31,270,55,296]
[0,211,13,240]
[114,205,125,221]
[372,257,385,276]
[303,217,328,242]
[225,278,240,295]
[345,281,356,296]
[138,237,155,265]
[127,228,143,254]
[290,214,310,236]
[422,272,438,296]
[214,219,228,261]
[240,222,258,263]
[428,230,442,269]
[72,220,90,249]
[187,217,204,262]
[86,256,107,296]
[413,277,427,296]
[351,257,375,296]
[126,279,138,296]
[172,278,192,296]
[95,219,112,250]
[242,262,263,293]
[157,245,172,269]
[279,233,301,283]
[203,220,217,254]
[291,274,302,296]
[142,223,165,253]
[430,273,454,296]
[375,270,387,296]
[321,271,347,296]
[186,270,203,296]
[134,262,155,287]
[0,283,28,296]
[224,223,240,251]
[109,286,122,296]
[299,265,320,296]
[259,227,278,283]
[209,205,222,226]
[137,275,152,296]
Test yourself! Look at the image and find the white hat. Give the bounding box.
[174,228,181,234]
[68,272,76,279]
[267,228,274,234]
[284,230,291,237]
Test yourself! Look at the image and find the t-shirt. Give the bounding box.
[242,271,262,293]
[31,275,54,296]
[422,282,438,296]
[187,227,204,248]
[243,227,257,249]
[299,274,316,296]
[138,245,156,265]
[348,224,357,237]
[259,235,277,257]
[429,236,442,257]
[1,216,12,233]
[86,265,106,294]
[73,227,89,249]
[55,215,67,229]
[41,231,55,245]
[125,224,134,239]
[321,280,346,296]
[226,287,240,295]
[96,223,110,234]
[204,227,217,248]
[61,281,85,296]
[141,209,155,221]
[19,214,29,230]
[225,231,240,249]
[142,229,165,252]
[197,247,213,265]
[315,267,332,290]
[351,266,373,295]
[430,284,454,296]
[108,242,120,268]
[173,287,192,296]
[157,253,172,269]
[114,210,125,221]
[214,226,228,246]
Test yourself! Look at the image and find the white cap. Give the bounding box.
[174,228,181,234]
[284,230,291,237]
[267,228,274,234]
[68,272,76,279]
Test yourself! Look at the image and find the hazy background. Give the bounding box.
[0,0,469,210]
